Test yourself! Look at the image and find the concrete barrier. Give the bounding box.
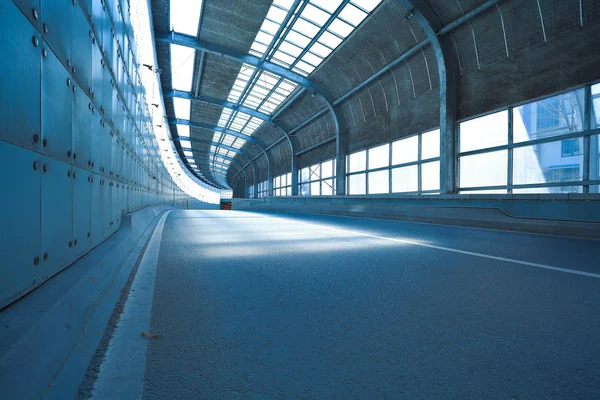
[233,194,600,239]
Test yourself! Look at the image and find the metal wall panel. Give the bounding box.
[41,0,73,64]
[41,156,74,280]
[73,166,92,255]
[90,114,103,174]
[101,127,113,177]
[102,178,112,237]
[0,141,42,309]
[72,85,92,169]
[42,49,72,163]
[0,0,41,152]
[90,172,103,246]
[91,42,104,107]
[71,5,92,93]
[13,0,41,29]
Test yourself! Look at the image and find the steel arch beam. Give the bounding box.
[158,33,340,196]
[157,32,336,103]
[397,0,458,193]
[170,119,267,149]
[176,139,253,163]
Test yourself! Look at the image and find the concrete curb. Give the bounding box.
[0,206,172,399]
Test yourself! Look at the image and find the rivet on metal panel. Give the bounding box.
[74,239,77,246]
[88,103,92,110]
[73,153,77,160]
[42,48,47,57]
[68,241,72,248]
[43,139,47,147]
[73,171,77,179]
[73,85,77,92]
[72,66,76,74]
[32,36,39,47]
[32,8,39,19]
[43,23,48,33]
[34,257,40,266]
[33,161,38,170]
[67,59,72,67]
[67,78,71,86]
[88,160,91,166]
[67,150,71,158]
[43,164,47,172]
[43,253,48,261]
[33,134,39,143]
[68,170,71,178]
[87,232,90,238]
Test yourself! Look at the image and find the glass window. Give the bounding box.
[300,167,310,183]
[513,140,583,191]
[321,160,333,178]
[421,161,440,191]
[310,181,320,196]
[514,89,585,143]
[349,173,366,194]
[592,84,600,128]
[349,150,366,172]
[299,182,310,196]
[368,143,389,170]
[368,170,389,194]
[322,179,334,195]
[421,129,440,160]
[460,151,507,188]
[392,165,418,193]
[310,163,320,180]
[593,135,600,181]
[392,135,418,165]
[459,110,508,152]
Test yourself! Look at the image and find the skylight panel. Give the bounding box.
[177,124,190,137]
[184,150,194,157]
[301,52,323,67]
[273,51,296,66]
[350,0,382,13]
[318,31,343,48]
[173,97,191,120]
[170,0,203,36]
[294,18,320,37]
[286,30,311,48]
[339,3,368,26]
[279,41,303,57]
[255,31,274,46]
[309,41,333,58]
[328,18,354,38]
[274,0,295,9]
[310,0,343,13]
[250,42,268,56]
[293,61,315,75]
[302,3,330,26]
[266,6,288,23]
[170,44,195,91]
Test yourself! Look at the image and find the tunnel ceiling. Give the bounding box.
[150,0,600,190]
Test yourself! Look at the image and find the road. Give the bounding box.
[92,210,600,399]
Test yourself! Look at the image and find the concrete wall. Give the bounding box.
[233,195,600,239]
[0,0,193,309]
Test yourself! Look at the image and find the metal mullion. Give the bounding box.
[507,107,514,194]
[418,132,423,194]
[365,149,370,194]
[388,140,393,194]
[266,1,309,61]
[583,85,592,193]
[458,128,600,158]
[460,180,600,192]
[256,77,285,112]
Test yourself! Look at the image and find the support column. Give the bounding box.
[398,0,458,194]
[334,105,348,195]
[253,163,259,199]
[291,154,299,195]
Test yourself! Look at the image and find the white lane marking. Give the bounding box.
[284,218,600,280]
[91,210,171,400]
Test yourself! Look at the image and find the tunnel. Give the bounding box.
[1,0,600,398]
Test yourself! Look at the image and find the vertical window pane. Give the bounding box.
[392,165,418,193]
[368,143,389,169]
[310,163,320,180]
[514,89,585,143]
[310,180,320,196]
[299,183,310,196]
[513,140,583,193]
[349,173,366,194]
[322,159,333,178]
[322,179,334,195]
[592,84,600,128]
[349,150,366,172]
[459,110,508,152]
[593,135,600,181]
[368,170,389,194]
[421,129,440,159]
[287,173,292,185]
[421,161,440,191]
[460,151,507,188]
[300,167,310,183]
[392,135,418,165]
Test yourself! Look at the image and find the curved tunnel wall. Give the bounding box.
[0,0,194,309]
